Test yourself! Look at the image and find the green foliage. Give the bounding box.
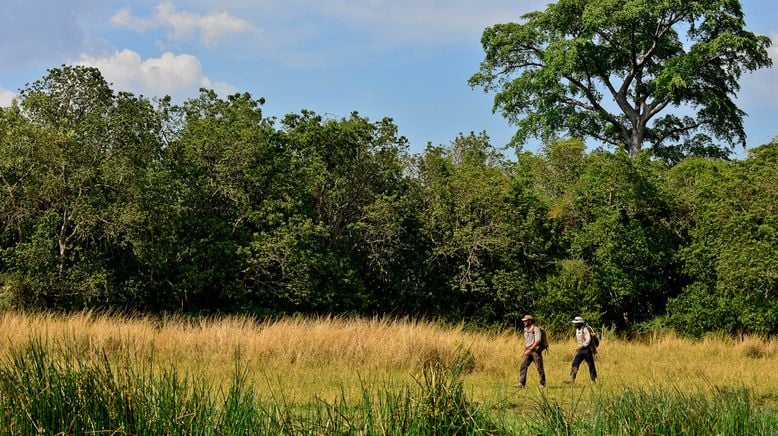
[147,90,277,311]
[470,0,773,157]
[562,152,683,329]
[1,64,776,335]
[2,212,111,309]
[240,111,413,314]
[519,143,684,331]
[0,66,162,309]
[667,141,778,334]
[536,259,603,332]
[416,132,552,322]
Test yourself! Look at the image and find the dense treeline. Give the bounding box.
[1,66,776,334]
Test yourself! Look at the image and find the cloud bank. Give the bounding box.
[76,49,235,98]
[111,2,259,46]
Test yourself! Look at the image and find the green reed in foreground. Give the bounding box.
[0,339,501,434]
[526,385,778,435]
[0,339,774,434]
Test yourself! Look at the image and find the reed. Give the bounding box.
[0,338,503,434]
[525,386,777,435]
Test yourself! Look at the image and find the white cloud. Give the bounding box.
[0,87,15,107]
[111,2,258,47]
[76,49,235,98]
[110,8,156,33]
[107,0,540,59]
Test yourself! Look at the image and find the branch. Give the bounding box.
[561,75,631,144]
[498,61,545,76]
[565,55,632,143]
[646,98,670,119]
[588,130,622,147]
[559,96,597,112]
[614,9,690,123]
[650,119,705,148]
[638,9,689,67]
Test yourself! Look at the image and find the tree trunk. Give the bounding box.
[629,124,645,157]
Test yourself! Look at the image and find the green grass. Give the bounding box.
[523,386,778,435]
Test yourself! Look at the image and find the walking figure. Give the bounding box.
[564,316,598,384]
[516,315,546,388]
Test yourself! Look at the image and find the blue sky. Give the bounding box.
[1,0,776,156]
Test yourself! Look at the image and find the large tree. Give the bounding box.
[469,0,772,157]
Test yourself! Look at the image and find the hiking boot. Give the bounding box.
[562,379,575,384]
[513,383,524,388]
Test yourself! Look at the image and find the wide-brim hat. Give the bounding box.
[571,316,585,324]
[521,315,534,321]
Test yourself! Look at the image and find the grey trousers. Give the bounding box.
[570,347,597,381]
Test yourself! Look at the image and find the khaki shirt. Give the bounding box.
[524,325,541,349]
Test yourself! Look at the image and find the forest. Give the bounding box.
[1,65,775,336]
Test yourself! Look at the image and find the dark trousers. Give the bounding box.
[570,347,597,381]
[519,351,546,386]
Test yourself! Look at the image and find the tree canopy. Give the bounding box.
[469,0,772,159]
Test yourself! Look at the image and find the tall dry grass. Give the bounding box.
[1,311,777,406]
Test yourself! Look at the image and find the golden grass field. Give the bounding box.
[1,311,777,415]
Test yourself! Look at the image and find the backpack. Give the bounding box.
[586,325,599,350]
[537,326,550,353]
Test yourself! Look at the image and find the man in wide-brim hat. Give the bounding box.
[564,316,597,384]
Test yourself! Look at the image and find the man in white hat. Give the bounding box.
[516,314,546,388]
[564,316,597,384]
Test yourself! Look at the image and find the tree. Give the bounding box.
[16,66,115,265]
[0,66,162,308]
[666,141,778,334]
[241,111,411,314]
[0,104,39,246]
[147,90,278,311]
[416,133,552,321]
[552,151,683,329]
[469,0,772,157]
